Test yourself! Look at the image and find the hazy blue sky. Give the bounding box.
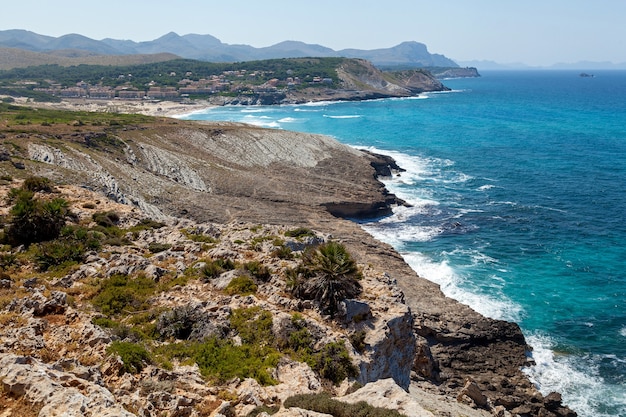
[2,0,625,66]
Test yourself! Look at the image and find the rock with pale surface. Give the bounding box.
[0,354,135,417]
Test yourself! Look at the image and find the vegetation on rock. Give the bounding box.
[290,241,362,317]
[284,393,405,417]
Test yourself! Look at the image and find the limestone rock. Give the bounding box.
[355,303,415,390]
[273,408,332,417]
[338,379,434,417]
[0,354,135,417]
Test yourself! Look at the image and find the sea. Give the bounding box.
[178,70,626,417]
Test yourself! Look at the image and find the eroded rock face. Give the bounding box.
[355,302,415,390]
[0,354,135,417]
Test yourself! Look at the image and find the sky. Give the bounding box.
[2,0,626,66]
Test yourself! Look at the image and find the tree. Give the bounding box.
[291,241,362,317]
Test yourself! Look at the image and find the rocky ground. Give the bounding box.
[0,107,576,416]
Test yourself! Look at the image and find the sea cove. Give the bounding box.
[180,70,626,417]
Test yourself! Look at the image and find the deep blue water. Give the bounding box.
[179,71,626,416]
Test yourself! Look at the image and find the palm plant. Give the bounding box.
[291,241,362,317]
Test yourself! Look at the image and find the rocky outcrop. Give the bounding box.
[0,354,135,417]
[0,115,576,416]
[429,67,481,79]
[339,378,491,417]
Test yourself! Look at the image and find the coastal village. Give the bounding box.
[17,69,333,101]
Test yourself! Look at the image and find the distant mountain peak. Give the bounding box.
[0,29,459,68]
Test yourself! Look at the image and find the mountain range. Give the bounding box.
[0,29,458,68]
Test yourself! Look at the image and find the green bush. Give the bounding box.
[284,393,405,417]
[225,274,257,295]
[243,261,271,282]
[107,341,152,374]
[33,225,102,270]
[156,308,281,386]
[193,337,279,385]
[147,242,171,253]
[34,239,86,271]
[291,241,362,317]
[313,341,358,385]
[4,188,69,246]
[285,227,316,238]
[230,307,274,346]
[201,258,235,279]
[22,176,53,193]
[91,274,156,316]
[131,218,166,231]
[92,211,120,227]
[287,320,314,359]
[349,330,367,353]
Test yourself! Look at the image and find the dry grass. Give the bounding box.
[0,393,42,417]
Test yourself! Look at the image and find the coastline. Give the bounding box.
[0,100,578,416]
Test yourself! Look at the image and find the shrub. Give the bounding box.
[243,261,271,282]
[285,227,316,238]
[34,226,102,270]
[313,341,358,385]
[156,309,281,387]
[133,218,166,230]
[22,176,53,192]
[92,211,120,227]
[107,341,152,374]
[284,393,405,417]
[201,258,235,279]
[193,337,279,385]
[349,330,367,353]
[147,242,171,253]
[91,274,156,316]
[34,239,85,271]
[5,189,69,246]
[230,307,273,346]
[291,241,362,317]
[287,316,314,359]
[225,274,257,295]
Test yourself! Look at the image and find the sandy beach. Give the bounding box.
[11,97,215,118]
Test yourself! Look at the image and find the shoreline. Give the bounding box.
[0,100,578,416]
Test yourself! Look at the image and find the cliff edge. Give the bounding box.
[0,105,575,416]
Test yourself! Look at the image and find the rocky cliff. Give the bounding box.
[0,106,575,416]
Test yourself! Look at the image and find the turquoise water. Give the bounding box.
[179,71,626,416]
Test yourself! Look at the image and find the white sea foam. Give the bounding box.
[389,94,430,101]
[278,117,298,123]
[478,184,496,191]
[400,251,522,322]
[238,116,280,128]
[323,115,362,119]
[298,100,343,107]
[294,108,322,112]
[620,327,626,337]
[241,108,267,113]
[524,334,625,417]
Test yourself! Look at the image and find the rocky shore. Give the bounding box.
[0,108,576,416]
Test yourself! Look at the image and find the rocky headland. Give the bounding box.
[0,105,576,416]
